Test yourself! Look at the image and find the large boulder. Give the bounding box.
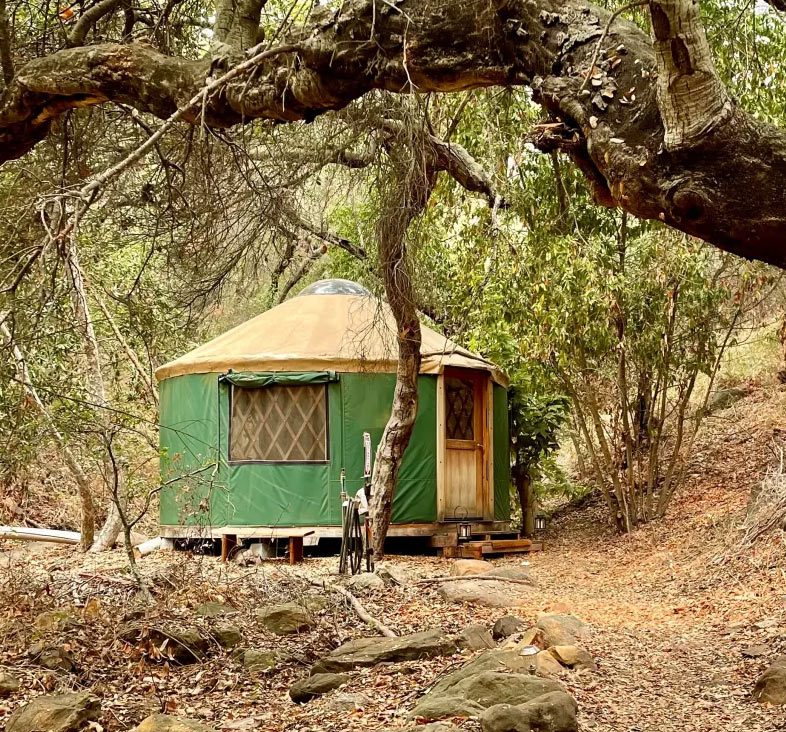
[451,559,494,576]
[347,573,384,592]
[533,651,565,678]
[440,580,529,608]
[5,691,100,732]
[311,629,456,674]
[493,615,526,639]
[410,648,568,721]
[256,603,313,635]
[131,714,216,731]
[289,673,348,703]
[457,625,496,650]
[0,671,21,696]
[479,691,579,732]
[754,655,786,705]
[548,646,596,671]
[409,695,485,720]
[535,615,588,648]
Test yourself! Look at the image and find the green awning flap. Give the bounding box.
[218,371,338,388]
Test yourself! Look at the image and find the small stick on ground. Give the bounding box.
[308,579,397,638]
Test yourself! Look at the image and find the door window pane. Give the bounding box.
[446,377,475,440]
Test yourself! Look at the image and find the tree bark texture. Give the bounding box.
[368,147,433,559]
[1,0,786,266]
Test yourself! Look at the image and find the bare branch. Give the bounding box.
[67,0,128,47]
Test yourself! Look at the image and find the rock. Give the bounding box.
[33,611,79,633]
[514,627,548,651]
[240,649,278,671]
[743,644,769,658]
[411,670,564,720]
[375,563,408,586]
[535,615,587,648]
[431,649,536,692]
[150,627,208,664]
[409,694,485,720]
[410,647,568,721]
[28,643,75,672]
[533,651,565,678]
[327,692,372,711]
[754,655,786,705]
[451,559,494,576]
[479,691,579,732]
[483,566,535,584]
[131,714,217,731]
[120,625,208,664]
[708,386,747,413]
[257,603,313,635]
[346,573,384,592]
[301,595,329,612]
[0,671,21,696]
[457,624,496,650]
[311,629,456,674]
[449,671,564,708]
[290,672,348,703]
[440,580,529,608]
[493,616,526,639]
[754,618,780,630]
[194,602,237,618]
[548,645,596,671]
[211,624,242,648]
[5,691,100,732]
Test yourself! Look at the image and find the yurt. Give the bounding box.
[156,279,511,547]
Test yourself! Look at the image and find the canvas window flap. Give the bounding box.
[219,371,338,388]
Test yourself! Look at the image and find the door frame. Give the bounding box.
[436,367,494,521]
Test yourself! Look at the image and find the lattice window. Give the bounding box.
[446,377,475,441]
[230,385,328,462]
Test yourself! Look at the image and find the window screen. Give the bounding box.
[230,384,328,462]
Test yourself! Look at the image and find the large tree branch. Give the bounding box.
[1,0,786,267]
[67,0,127,47]
[649,0,731,150]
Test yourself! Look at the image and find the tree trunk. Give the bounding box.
[368,146,433,559]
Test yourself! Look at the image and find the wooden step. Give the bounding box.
[440,538,543,559]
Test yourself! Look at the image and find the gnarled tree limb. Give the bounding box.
[1,0,786,266]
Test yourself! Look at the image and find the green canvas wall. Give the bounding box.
[159,371,509,528]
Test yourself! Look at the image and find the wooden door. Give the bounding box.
[442,369,487,520]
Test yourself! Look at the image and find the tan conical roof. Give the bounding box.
[155,280,507,385]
